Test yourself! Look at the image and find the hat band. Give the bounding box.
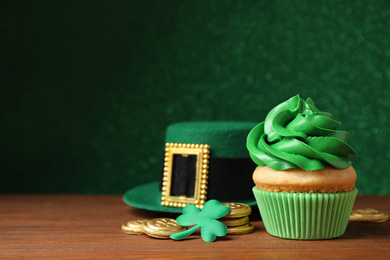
[160,143,256,208]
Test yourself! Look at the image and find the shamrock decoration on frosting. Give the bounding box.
[170,199,230,242]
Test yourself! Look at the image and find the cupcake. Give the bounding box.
[247,95,358,240]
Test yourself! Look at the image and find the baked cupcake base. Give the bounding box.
[252,165,357,193]
[253,187,358,240]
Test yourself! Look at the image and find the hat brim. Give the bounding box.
[123,181,257,214]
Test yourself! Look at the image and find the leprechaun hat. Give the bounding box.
[123,122,257,213]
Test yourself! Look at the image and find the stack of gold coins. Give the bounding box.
[220,202,255,235]
[121,218,186,239]
[349,208,389,223]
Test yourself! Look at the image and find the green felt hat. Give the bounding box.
[123,121,258,213]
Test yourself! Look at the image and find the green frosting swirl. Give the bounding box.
[247,95,357,171]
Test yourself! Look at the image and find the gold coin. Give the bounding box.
[350,208,389,223]
[220,216,249,227]
[121,219,147,235]
[352,208,384,215]
[222,202,252,218]
[143,218,186,239]
[227,223,255,235]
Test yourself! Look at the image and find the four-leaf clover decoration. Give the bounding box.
[170,199,231,242]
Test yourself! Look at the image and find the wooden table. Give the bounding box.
[0,195,389,259]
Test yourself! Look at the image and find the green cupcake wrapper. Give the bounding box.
[253,187,358,240]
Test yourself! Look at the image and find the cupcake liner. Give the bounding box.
[253,187,358,240]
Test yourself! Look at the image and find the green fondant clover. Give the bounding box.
[170,199,231,242]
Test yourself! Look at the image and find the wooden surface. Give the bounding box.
[0,194,389,259]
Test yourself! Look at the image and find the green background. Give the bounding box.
[1,0,389,194]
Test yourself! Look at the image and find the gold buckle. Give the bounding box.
[161,143,210,209]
